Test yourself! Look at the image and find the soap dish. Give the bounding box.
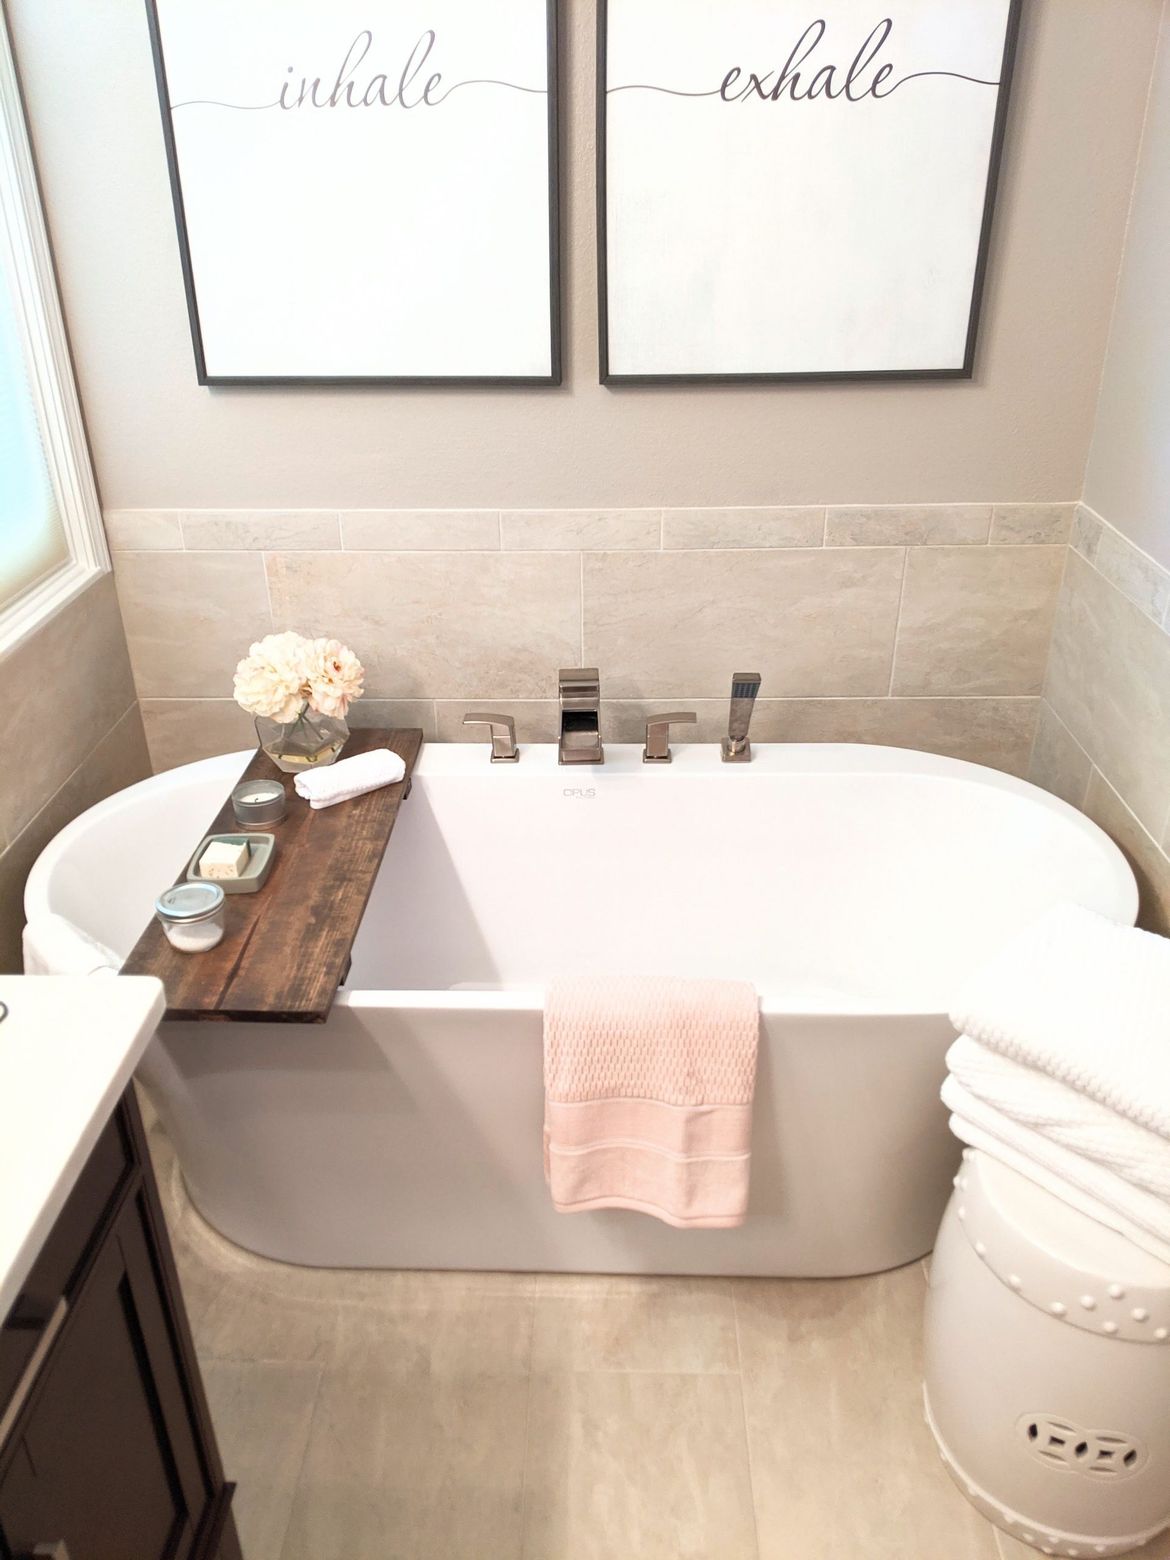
[185,832,275,895]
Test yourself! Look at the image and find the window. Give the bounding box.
[0,9,107,656]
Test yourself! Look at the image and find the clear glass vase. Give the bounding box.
[255,706,349,773]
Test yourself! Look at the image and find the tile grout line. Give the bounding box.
[730,1289,764,1560]
[274,1359,328,1560]
[886,546,910,697]
[515,1293,539,1560]
[1043,700,1095,810]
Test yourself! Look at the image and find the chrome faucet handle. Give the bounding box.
[463,712,519,763]
[722,672,762,764]
[642,711,697,764]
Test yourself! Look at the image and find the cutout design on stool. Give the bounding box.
[1021,1415,1146,1480]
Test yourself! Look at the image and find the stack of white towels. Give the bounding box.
[943,903,1170,1266]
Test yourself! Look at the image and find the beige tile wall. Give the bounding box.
[105,503,1075,782]
[0,574,150,970]
[1028,504,1170,933]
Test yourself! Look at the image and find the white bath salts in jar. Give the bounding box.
[154,881,226,953]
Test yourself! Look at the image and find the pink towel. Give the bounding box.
[543,975,760,1230]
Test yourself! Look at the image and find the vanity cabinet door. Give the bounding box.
[0,1172,232,1560]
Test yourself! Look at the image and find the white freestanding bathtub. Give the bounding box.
[25,743,1137,1278]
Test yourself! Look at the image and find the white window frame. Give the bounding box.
[0,7,108,658]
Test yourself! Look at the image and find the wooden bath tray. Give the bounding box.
[122,727,423,1024]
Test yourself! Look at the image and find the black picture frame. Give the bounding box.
[144,0,562,388]
[596,0,1022,386]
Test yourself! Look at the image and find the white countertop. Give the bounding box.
[0,975,165,1321]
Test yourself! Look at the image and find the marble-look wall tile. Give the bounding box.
[892,546,1064,697]
[1084,771,1170,937]
[182,511,340,551]
[0,703,150,970]
[1071,504,1104,563]
[103,509,183,551]
[114,551,273,700]
[1093,524,1170,624]
[140,699,257,772]
[139,697,437,773]
[583,549,904,698]
[825,505,990,547]
[764,697,1038,776]
[1045,550,1170,837]
[0,574,139,840]
[500,508,660,550]
[990,503,1076,545]
[346,700,436,738]
[662,507,823,550]
[266,550,581,699]
[1027,701,1092,808]
[342,510,500,550]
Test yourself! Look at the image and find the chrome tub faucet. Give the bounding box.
[558,668,604,765]
[721,672,762,763]
[463,712,519,762]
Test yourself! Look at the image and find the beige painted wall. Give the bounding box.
[1084,3,1170,569]
[6,0,1162,511]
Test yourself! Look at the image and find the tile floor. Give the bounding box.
[148,1125,1169,1560]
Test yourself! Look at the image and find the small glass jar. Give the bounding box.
[231,778,287,828]
[155,882,226,953]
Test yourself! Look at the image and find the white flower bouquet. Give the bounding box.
[234,632,365,770]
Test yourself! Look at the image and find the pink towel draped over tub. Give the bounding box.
[543,975,760,1230]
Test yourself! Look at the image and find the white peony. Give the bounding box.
[307,637,365,719]
[233,631,311,722]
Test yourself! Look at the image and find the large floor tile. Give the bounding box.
[531,1275,738,1374]
[330,1283,536,1377]
[522,1370,758,1560]
[280,1358,530,1560]
[202,1359,322,1560]
[736,1266,999,1560]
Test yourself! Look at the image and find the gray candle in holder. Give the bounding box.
[231,778,287,828]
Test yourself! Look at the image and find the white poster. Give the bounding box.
[600,0,1018,381]
[148,0,559,383]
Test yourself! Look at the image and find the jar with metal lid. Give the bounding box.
[155,881,226,953]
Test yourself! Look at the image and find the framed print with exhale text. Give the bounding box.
[598,0,1020,383]
[147,0,560,385]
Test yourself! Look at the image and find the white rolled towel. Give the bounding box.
[23,914,121,976]
[293,747,406,810]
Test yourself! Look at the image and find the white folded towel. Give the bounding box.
[942,1076,1170,1265]
[293,748,406,810]
[23,914,120,976]
[947,1035,1170,1201]
[950,904,1170,1140]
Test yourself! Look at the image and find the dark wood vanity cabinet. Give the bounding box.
[0,1091,241,1560]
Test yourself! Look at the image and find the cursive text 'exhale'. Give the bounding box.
[608,17,1001,104]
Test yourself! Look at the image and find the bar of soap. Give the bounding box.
[198,839,250,880]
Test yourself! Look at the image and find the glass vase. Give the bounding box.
[255,706,349,773]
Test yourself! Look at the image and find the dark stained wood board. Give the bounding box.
[122,729,423,1023]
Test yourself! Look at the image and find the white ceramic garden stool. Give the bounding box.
[924,1148,1170,1558]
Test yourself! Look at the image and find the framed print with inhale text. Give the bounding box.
[146,0,560,385]
[598,0,1021,383]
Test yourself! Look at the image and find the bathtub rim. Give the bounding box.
[25,742,1139,1020]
